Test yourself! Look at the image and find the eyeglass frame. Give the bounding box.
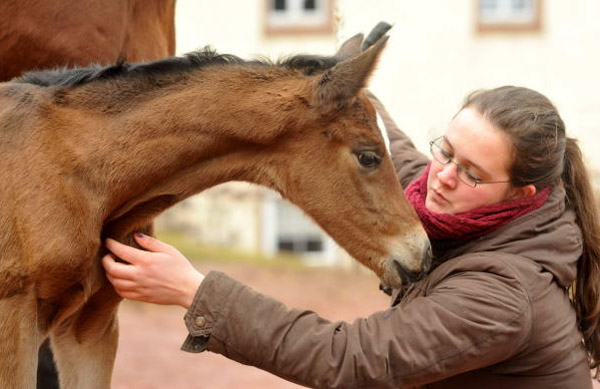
[428,136,512,188]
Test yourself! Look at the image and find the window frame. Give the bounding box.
[475,0,543,33]
[264,0,335,35]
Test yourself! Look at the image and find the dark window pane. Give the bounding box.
[278,240,294,252]
[273,0,286,11]
[304,0,316,10]
[306,239,323,252]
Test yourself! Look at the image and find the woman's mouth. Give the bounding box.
[431,188,448,204]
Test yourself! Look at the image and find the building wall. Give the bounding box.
[156,182,265,252]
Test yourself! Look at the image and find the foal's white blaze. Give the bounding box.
[376,112,391,153]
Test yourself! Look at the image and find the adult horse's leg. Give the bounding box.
[0,291,42,388]
[50,284,121,389]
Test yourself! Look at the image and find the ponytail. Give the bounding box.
[563,137,600,370]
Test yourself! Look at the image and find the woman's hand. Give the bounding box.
[102,233,205,309]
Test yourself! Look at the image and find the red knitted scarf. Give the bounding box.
[405,164,552,240]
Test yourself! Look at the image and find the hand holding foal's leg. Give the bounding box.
[102,233,204,309]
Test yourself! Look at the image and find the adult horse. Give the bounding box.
[0,0,176,82]
[0,33,430,387]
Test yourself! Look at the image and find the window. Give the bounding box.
[476,0,542,33]
[277,236,323,253]
[275,200,326,255]
[265,0,334,35]
[274,0,286,11]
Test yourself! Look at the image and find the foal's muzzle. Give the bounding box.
[393,240,432,285]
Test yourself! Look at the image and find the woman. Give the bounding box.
[103,86,600,388]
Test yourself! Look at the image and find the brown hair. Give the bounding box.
[462,86,600,369]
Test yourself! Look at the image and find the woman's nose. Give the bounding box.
[436,163,459,187]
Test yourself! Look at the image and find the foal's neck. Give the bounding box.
[63,67,308,223]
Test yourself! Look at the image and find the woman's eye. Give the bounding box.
[440,149,452,159]
[357,151,382,169]
[464,169,481,182]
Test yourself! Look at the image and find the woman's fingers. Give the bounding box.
[134,233,176,254]
[103,234,205,307]
[105,234,176,265]
[105,237,150,264]
[103,255,147,299]
[102,253,136,280]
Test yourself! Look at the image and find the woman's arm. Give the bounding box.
[179,269,531,388]
[103,236,532,388]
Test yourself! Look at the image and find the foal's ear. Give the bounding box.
[334,33,364,60]
[314,35,388,111]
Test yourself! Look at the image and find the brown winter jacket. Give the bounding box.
[180,94,593,388]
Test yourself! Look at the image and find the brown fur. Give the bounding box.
[0,35,430,388]
[0,0,176,82]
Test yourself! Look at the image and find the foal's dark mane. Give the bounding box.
[15,47,341,88]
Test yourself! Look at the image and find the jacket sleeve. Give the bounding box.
[365,91,429,189]
[180,267,532,388]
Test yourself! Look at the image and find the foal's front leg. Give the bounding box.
[0,290,42,389]
[50,284,121,389]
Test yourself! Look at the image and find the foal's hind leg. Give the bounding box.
[50,285,121,389]
[0,291,43,389]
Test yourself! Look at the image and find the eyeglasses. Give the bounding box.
[429,137,512,188]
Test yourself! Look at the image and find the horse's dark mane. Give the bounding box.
[15,47,340,87]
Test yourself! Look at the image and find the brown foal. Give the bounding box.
[0,34,429,388]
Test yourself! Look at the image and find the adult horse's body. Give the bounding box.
[0,0,176,82]
[0,34,430,387]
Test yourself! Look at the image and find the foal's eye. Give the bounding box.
[356,151,382,169]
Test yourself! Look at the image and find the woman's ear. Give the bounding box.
[512,184,537,198]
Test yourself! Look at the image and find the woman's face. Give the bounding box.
[426,107,516,214]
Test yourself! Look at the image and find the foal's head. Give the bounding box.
[256,35,431,288]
